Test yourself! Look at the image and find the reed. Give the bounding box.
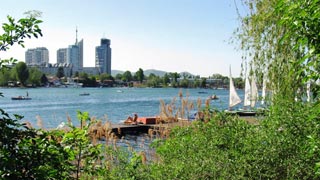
[36,115,43,129]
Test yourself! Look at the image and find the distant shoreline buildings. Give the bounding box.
[25,29,112,76]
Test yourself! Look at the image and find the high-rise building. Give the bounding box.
[25,47,49,65]
[67,45,80,72]
[95,38,111,74]
[57,48,67,64]
[77,39,83,70]
[61,28,83,73]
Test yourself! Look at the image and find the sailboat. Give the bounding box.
[228,66,241,110]
[243,74,258,109]
[226,67,259,116]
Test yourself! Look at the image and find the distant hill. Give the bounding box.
[111,69,195,77]
[179,71,196,77]
[143,69,168,77]
[111,70,124,76]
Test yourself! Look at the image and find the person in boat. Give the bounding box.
[211,94,218,100]
[124,113,138,125]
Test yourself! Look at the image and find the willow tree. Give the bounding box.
[235,1,320,178]
[235,0,320,102]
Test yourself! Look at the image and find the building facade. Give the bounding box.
[57,48,67,64]
[95,38,111,74]
[67,44,79,72]
[77,39,83,70]
[25,47,49,66]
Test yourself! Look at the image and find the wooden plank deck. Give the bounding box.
[110,121,192,136]
[111,124,156,136]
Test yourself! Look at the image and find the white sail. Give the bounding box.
[229,66,241,108]
[244,75,251,107]
[250,75,258,108]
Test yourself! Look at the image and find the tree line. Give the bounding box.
[1,63,245,88]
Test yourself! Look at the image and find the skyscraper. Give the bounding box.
[95,38,111,74]
[65,28,83,73]
[77,39,83,71]
[67,45,80,71]
[57,48,67,64]
[25,47,49,65]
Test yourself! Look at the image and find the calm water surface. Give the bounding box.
[0,87,245,128]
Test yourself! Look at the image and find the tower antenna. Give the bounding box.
[75,26,78,44]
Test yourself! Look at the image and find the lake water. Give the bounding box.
[0,87,246,129]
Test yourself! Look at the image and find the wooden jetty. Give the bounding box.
[110,121,191,137]
[111,124,155,136]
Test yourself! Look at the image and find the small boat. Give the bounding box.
[198,91,208,94]
[210,94,219,100]
[79,93,90,96]
[116,90,124,93]
[11,96,31,100]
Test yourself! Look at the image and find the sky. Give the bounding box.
[0,0,246,77]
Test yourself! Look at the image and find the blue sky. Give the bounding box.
[0,0,245,77]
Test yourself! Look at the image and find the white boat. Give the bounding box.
[243,73,258,108]
[228,66,241,110]
[226,66,260,116]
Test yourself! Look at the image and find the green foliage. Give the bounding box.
[228,0,320,178]
[56,66,65,79]
[99,73,114,82]
[28,67,44,86]
[236,0,319,100]
[62,111,104,179]
[0,15,42,51]
[147,73,162,88]
[0,68,12,86]
[200,77,206,88]
[162,73,170,86]
[135,68,144,83]
[0,65,47,87]
[0,109,71,179]
[148,103,320,179]
[13,61,29,86]
[150,114,254,179]
[78,72,97,87]
[122,70,133,82]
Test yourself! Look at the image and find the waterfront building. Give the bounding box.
[95,38,111,74]
[67,44,79,72]
[29,63,72,77]
[77,39,83,70]
[65,28,83,73]
[57,48,67,64]
[25,30,109,77]
[25,47,49,66]
[61,28,83,73]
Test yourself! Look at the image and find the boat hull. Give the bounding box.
[11,97,31,100]
[225,109,267,117]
